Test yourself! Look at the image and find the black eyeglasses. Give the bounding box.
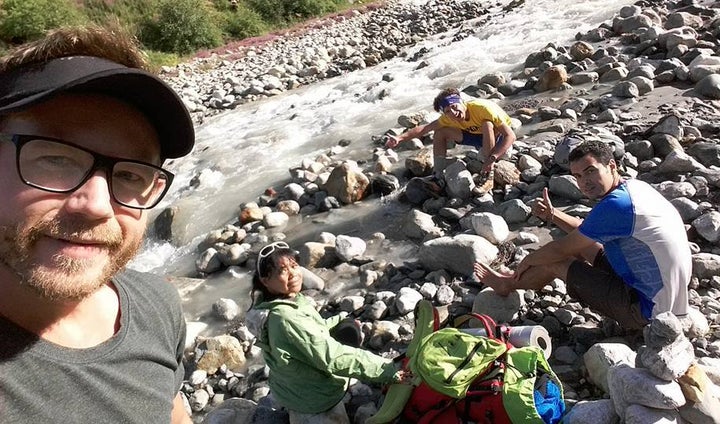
[256,241,290,275]
[1,133,174,210]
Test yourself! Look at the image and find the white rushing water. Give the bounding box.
[129,0,633,321]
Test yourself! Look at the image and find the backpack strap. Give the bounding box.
[451,313,498,338]
[406,300,440,359]
[451,313,515,351]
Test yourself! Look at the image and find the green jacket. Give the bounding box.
[249,294,397,413]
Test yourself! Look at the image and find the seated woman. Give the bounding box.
[246,241,405,424]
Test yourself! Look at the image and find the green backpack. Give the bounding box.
[369,300,566,424]
[408,327,508,398]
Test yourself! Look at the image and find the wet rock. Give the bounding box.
[197,248,223,274]
[402,208,442,240]
[324,161,370,204]
[335,235,367,262]
[213,298,240,321]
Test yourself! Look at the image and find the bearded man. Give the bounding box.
[0,26,194,423]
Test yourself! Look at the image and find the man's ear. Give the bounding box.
[608,158,617,173]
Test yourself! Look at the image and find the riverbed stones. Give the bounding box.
[178,0,720,421]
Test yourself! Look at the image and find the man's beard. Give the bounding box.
[0,216,141,301]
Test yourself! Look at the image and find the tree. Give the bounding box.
[0,0,85,43]
[140,0,223,55]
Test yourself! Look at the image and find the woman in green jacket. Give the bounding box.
[246,242,404,424]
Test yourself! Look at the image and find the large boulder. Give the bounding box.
[584,343,637,393]
[324,161,370,204]
[419,234,498,276]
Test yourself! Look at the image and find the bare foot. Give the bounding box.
[473,262,515,296]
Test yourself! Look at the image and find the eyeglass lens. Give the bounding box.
[18,137,170,209]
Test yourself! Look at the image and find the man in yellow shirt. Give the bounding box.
[385,88,516,176]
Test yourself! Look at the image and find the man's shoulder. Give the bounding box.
[114,268,169,288]
[466,99,510,121]
[607,179,662,206]
[113,268,182,306]
[466,98,504,110]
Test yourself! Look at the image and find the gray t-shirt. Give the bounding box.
[0,269,186,423]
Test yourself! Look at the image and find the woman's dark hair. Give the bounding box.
[248,247,299,309]
[433,88,461,112]
[568,140,614,165]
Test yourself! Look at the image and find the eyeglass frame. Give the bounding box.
[0,133,174,210]
[256,241,291,276]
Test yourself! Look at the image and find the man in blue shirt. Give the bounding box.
[475,140,691,329]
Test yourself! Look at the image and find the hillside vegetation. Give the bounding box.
[0,0,361,66]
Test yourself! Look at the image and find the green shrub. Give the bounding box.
[247,0,344,25]
[139,0,223,55]
[221,4,268,40]
[82,0,159,33]
[0,0,86,43]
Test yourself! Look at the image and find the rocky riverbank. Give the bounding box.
[168,0,720,423]
[161,0,494,124]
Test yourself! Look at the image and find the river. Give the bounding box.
[129,0,634,327]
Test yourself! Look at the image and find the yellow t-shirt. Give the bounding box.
[437,99,511,134]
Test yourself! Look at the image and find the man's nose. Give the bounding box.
[62,171,114,219]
